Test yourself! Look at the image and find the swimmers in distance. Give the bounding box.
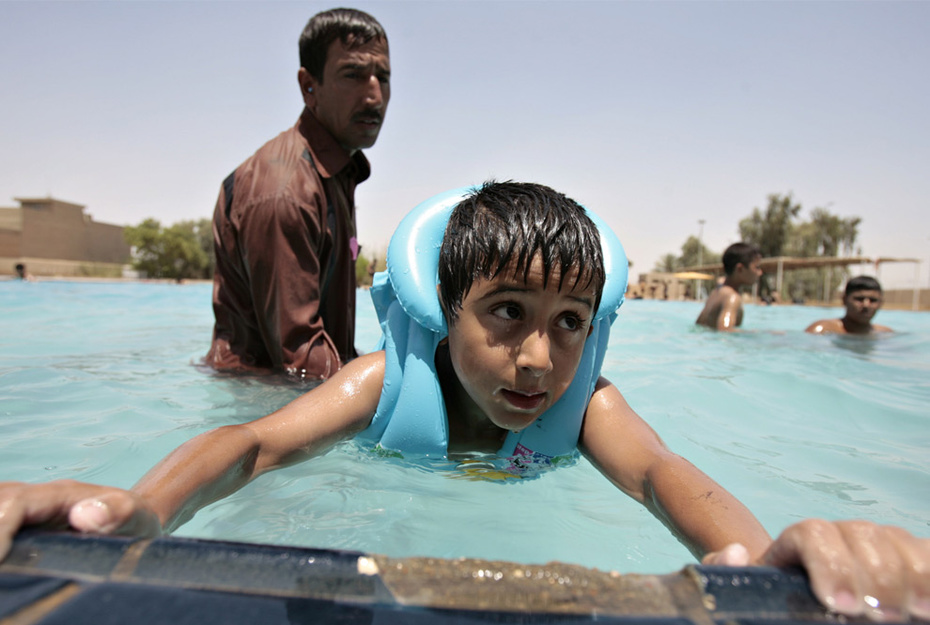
[806,276,892,335]
[695,243,763,331]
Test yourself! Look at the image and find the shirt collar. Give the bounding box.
[298,109,371,183]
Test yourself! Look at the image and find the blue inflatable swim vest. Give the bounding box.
[357,186,628,467]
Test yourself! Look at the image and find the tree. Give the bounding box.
[678,235,720,269]
[124,218,214,280]
[355,252,386,287]
[735,197,861,302]
[738,193,801,258]
[786,208,861,301]
[652,237,719,273]
[654,253,678,273]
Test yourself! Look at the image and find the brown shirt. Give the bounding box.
[205,110,370,379]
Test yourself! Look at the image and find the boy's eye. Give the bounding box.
[558,315,585,332]
[491,304,521,320]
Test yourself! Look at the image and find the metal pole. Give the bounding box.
[696,219,705,300]
[913,261,920,311]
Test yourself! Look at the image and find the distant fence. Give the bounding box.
[879,289,930,312]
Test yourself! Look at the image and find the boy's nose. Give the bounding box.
[516,331,553,376]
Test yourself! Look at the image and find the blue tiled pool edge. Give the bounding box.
[0,531,912,624]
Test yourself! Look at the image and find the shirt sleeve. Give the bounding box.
[236,190,342,379]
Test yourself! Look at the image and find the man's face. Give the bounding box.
[303,37,390,153]
[844,289,882,325]
[446,256,596,434]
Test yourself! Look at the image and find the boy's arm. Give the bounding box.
[805,319,841,334]
[579,378,771,559]
[0,352,385,559]
[582,378,930,620]
[715,290,743,331]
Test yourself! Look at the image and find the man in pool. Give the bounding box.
[206,8,390,379]
[0,183,926,621]
[695,242,763,331]
[805,276,893,335]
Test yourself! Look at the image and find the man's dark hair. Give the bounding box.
[299,8,387,81]
[438,181,605,322]
[722,242,761,275]
[845,275,882,296]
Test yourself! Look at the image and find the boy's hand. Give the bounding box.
[0,480,162,561]
[702,519,930,621]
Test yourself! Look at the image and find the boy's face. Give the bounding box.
[844,289,882,325]
[735,256,763,286]
[446,256,596,434]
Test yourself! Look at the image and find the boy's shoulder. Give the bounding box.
[805,318,844,334]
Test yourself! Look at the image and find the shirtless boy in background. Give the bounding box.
[806,276,892,335]
[695,243,762,331]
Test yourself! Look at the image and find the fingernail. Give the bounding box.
[73,500,112,532]
[828,590,859,614]
[911,598,930,620]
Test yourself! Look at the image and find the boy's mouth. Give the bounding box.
[500,389,546,411]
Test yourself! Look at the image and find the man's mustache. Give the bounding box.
[353,109,383,123]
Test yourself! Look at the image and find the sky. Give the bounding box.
[1,1,928,289]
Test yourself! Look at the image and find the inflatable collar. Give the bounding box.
[359,186,629,463]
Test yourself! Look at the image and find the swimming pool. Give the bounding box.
[1,280,927,574]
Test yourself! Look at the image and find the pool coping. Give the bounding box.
[0,531,903,624]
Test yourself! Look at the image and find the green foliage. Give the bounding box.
[124,218,214,280]
[356,252,386,287]
[653,253,677,273]
[679,235,720,269]
[652,237,719,273]
[738,194,802,258]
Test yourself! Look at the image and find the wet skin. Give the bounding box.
[440,257,595,448]
[843,289,883,328]
[695,256,763,331]
[805,289,892,335]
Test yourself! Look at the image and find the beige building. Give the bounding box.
[628,272,699,301]
[0,197,130,277]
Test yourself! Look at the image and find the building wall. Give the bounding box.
[0,198,130,275]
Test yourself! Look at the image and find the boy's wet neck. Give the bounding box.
[435,341,508,453]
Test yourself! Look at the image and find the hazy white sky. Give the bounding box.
[2,1,928,288]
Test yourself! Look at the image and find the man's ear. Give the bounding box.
[297,67,319,110]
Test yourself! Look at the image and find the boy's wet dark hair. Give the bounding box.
[299,8,387,82]
[845,275,882,297]
[438,181,606,322]
[722,242,761,275]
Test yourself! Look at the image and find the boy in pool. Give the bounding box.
[0,182,926,621]
[695,243,763,331]
[806,276,893,335]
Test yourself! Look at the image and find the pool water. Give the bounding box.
[1,281,927,573]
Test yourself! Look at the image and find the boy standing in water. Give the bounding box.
[806,276,893,335]
[0,183,926,621]
[695,243,763,331]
